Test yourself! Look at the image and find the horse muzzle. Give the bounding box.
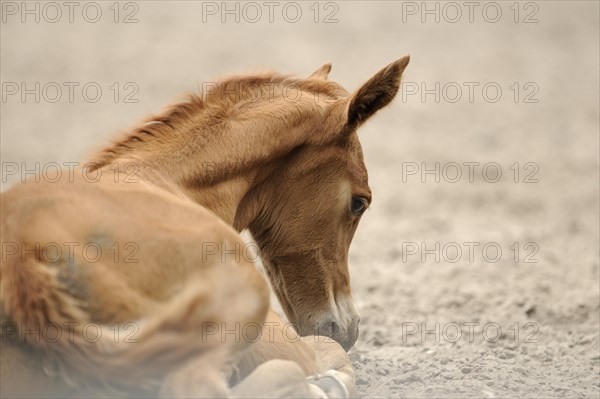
[309,294,361,351]
[316,315,360,352]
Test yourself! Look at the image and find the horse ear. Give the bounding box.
[347,56,410,128]
[308,62,332,80]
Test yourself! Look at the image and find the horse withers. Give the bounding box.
[0,56,409,397]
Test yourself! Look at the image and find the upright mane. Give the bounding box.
[89,95,205,170]
[89,72,348,171]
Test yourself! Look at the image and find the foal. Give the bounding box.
[0,56,410,397]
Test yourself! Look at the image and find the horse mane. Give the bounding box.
[89,72,347,171]
[88,95,204,170]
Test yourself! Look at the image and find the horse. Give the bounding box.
[0,56,410,398]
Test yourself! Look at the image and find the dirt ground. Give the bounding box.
[2,1,599,398]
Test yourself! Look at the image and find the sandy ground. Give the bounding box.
[2,1,599,398]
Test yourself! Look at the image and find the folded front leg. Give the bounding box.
[231,359,328,398]
[230,310,357,398]
[302,336,358,398]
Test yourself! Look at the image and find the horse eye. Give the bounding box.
[350,197,368,215]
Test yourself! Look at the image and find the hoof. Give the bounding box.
[307,370,349,399]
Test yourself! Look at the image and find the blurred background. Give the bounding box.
[2,1,599,397]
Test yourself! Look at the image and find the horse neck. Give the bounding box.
[92,86,343,228]
[96,138,262,229]
[91,98,282,229]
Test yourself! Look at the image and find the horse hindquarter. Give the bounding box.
[0,177,270,396]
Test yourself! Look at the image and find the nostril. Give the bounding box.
[318,320,341,339]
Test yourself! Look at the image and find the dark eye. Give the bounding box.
[350,197,368,215]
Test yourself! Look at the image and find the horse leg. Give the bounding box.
[158,290,319,398]
[157,255,271,398]
[230,359,327,398]
[302,336,358,398]
[159,346,231,398]
[230,311,355,398]
[231,309,319,383]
